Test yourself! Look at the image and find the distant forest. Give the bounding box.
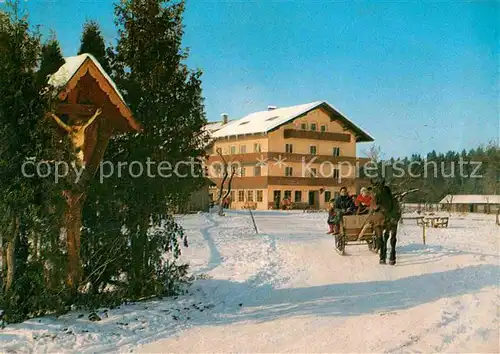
[362,142,499,203]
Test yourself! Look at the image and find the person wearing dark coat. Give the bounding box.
[326,186,356,234]
[334,186,356,214]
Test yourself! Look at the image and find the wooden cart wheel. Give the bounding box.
[335,222,346,255]
[336,234,346,255]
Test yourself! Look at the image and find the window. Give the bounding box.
[240,167,246,177]
[310,145,317,155]
[254,166,261,176]
[284,190,292,200]
[238,190,245,202]
[294,191,302,202]
[254,143,261,152]
[256,190,263,202]
[324,191,331,202]
[266,116,279,121]
[247,190,254,202]
[239,121,249,125]
[320,125,327,132]
[230,191,235,201]
[310,123,317,131]
[230,145,236,154]
[285,167,293,176]
[285,143,293,153]
[301,123,308,130]
[239,145,246,154]
[332,147,340,157]
[333,168,340,179]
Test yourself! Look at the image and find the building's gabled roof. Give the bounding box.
[210,101,374,142]
[439,195,500,204]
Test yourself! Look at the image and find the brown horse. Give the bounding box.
[369,179,402,265]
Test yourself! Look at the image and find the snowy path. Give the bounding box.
[0,211,499,353]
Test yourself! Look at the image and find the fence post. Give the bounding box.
[249,208,259,234]
[422,221,426,245]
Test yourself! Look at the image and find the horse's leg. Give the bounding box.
[389,221,398,265]
[379,227,389,264]
[374,225,383,256]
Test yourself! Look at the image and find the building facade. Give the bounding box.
[439,195,500,214]
[205,101,373,210]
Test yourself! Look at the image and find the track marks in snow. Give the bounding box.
[198,213,223,274]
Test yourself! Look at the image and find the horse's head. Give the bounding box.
[370,177,387,196]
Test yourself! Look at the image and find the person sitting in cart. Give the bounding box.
[327,186,356,234]
[355,187,372,214]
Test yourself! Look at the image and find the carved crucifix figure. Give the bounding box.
[49,108,103,165]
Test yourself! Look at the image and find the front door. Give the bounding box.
[273,190,281,208]
[308,191,315,206]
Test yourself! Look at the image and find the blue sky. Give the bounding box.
[13,0,499,158]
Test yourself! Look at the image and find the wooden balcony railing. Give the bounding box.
[283,129,351,142]
[206,152,370,165]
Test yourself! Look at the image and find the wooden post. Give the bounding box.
[422,221,426,245]
[249,207,258,234]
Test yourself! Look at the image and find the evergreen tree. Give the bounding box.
[0,1,71,322]
[82,0,206,298]
[35,36,65,89]
[78,20,110,72]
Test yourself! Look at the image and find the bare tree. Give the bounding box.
[215,147,238,216]
[394,188,420,201]
[446,195,454,215]
[364,144,382,162]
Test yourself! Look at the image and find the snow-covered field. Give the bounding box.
[1,210,499,353]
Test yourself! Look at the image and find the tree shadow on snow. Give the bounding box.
[194,264,500,326]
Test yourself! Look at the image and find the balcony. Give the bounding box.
[283,129,351,142]
[206,152,371,165]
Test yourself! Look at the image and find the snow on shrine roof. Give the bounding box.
[439,195,500,204]
[210,101,374,142]
[48,53,125,102]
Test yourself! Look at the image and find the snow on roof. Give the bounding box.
[204,121,228,133]
[48,53,125,103]
[210,101,374,142]
[211,101,319,138]
[439,195,500,204]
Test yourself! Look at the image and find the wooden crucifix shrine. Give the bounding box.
[47,54,141,289]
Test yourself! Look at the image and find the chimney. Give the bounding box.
[221,113,228,124]
[268,105,277,111]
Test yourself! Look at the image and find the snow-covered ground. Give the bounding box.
[1,211,499,353]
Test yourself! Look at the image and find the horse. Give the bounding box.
[370,179,402,265]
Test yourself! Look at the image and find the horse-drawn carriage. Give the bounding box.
[329,178,407,265]
[334,213,379,255]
